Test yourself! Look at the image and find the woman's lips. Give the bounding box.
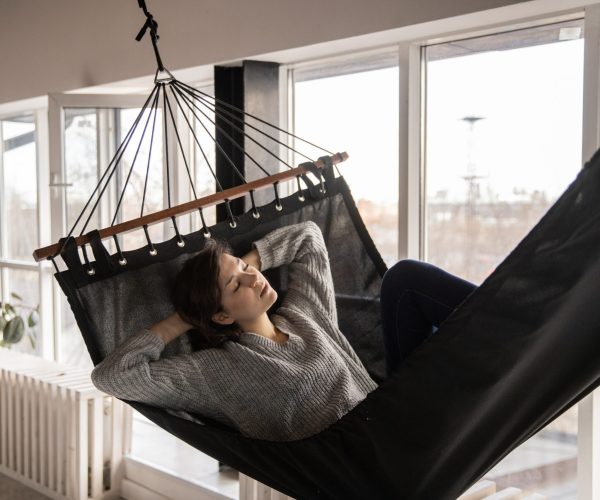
[260,282,269,297]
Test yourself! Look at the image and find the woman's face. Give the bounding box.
[212,252,278,325]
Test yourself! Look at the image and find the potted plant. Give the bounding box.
[0,292,39,350]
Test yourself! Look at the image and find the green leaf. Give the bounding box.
[28,331,36,350]
[28,310,39,327]
[0,315,6,332]
[10,292,22,301]
[5,304,16,316]
[4,317,25,344]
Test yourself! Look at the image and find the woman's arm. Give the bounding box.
[251,221,371,369]
[148,311,193,344]
[251,221,338,324]
[90,315,213,411]
[241,247,261,272]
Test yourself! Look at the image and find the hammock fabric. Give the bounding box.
[51,144,600,499]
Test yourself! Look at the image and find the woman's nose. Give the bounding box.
[243,270,259,287]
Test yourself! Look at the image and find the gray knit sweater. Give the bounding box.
[91,220,379,442]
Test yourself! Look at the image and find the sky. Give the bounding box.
[294,37,584,204]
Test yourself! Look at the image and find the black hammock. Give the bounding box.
[33,3,600,499]
[39,119,600,499]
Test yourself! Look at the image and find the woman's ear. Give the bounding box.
[212,310,235,326]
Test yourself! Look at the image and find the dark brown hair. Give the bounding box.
[171,238,242,349]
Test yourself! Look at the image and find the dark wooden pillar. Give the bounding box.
[214,60,280,223]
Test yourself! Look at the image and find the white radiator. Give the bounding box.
[0,348,132,500]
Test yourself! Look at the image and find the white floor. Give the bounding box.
[129,411,240,498]
[483,431,577,498]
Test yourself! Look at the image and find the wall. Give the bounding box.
[0,0,530,104]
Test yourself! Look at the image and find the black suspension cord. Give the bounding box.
[172,84,272,177]
[163,84,204,199]
[174,80,307,165]
[50,2,342,262]
[140,84,162,217]
[162,83,173,207]
[162,84,213,237]
[169,85,249,187]
[136,0,164,72]
[175,79,335,156]
[52,84,160,259]
[173,81,297,170]
[167,86,229,191]
[167,83,241,228]
[165,82,234,230]
[111,85,161,227]
[173,80,342,179]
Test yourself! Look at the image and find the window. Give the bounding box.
[52,96,166,366]
[0,114,40,356]
[423,18,584,497]
[292,51,400,266]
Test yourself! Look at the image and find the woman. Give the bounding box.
[91,219,477,441]
[379,259,478,377]
[91,220,379,442]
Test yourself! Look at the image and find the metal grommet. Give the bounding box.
[177,238,186,247]
[249,190,261,220]
[319,186,326,194]
[118,257,128,266]
[203,229,211,238]
[149,248,158,256]
[298,194,305,202]
[86,266,95,276]
[275,203,283,211]
[229,220,237,229]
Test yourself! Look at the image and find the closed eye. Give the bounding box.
[234,262,250,291]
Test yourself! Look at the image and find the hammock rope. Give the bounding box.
[35,28,347,264]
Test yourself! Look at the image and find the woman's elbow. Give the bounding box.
[91,364,116,395]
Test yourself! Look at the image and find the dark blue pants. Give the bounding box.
[380,259,478,377]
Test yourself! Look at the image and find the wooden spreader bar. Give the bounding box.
[32,152,348,262]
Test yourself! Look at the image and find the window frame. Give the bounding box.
[0,99,50,359]
[47,93,164,363]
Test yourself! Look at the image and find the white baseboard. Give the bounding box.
[122,456,237,500]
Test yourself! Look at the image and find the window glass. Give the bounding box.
[64,108,100,237]
[118,107,165,252]
[294,56,400,265]
[4,269,39,356]
[62,108,101,365]
[192,84,217,228]
[2,115,38,261]
[424,19,584,498]
[61,105,165,364]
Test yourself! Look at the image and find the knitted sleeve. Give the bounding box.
[252,220,338,325]
[90,328,215,412]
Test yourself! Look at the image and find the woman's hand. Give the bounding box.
[241,247,261,271]
[148,311,194,344]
